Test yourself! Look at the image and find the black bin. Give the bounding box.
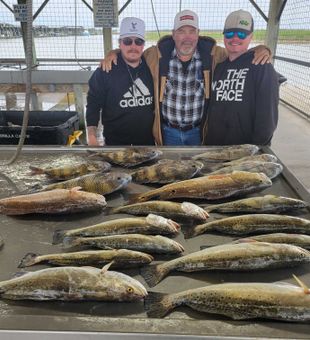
[0,111,79,145]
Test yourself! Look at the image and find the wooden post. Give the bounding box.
[103,27,113,56]
[265,0,284,63]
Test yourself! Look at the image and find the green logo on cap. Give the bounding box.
[239,20,249,26]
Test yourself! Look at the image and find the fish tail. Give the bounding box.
[29,166,44,175]
[52,229,67,244]
[18,252,39,268]
[144,292,176,318]
[62,236,79,249]
[140,264,170,287]
[183,225,200,239]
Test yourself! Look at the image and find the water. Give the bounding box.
[0,36,309,114]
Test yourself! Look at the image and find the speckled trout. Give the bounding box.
[131,159,203,184]
[18,249,153,268]
[110,201,209,222]
[204,195,308,214]
[87,147,162,167]
[53,214,180,244]
[0,264,147,301]
[192,144,259,162]
[0,187,107,215]
[235,233,310,250]
[141,242,310,287]
[37,172,132,195]
[145,277,310,321]
[187,214,310,238]
[29,161,111,180]
[130,171,272,203]
[206,161,283,179]
[62,234,184,254]
[200,153,278,173]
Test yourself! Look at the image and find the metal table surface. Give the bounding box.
[0,146,309,339]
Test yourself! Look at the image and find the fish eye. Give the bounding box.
[127,287,134,293]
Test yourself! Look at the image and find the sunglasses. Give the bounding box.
[224,31,249,40]
[121,37,145,46]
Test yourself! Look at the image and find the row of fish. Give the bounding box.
[1,144,310,323]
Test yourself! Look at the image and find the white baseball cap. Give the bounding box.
[223,9,254,33]
[119,17,145,40]
[174,10,199,30]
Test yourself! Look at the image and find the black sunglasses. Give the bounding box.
[121,37,145,46]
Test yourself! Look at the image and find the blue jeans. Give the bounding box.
[163,124,201,146]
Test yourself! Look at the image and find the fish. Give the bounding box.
[234,233,310,250]
[110,201,209,222]
[200,153,278,173]
[186,214,310,238]
[141,242,310,287]
[130,171,272,203]
[204,195,309,214]
[0,187,107,215]
[53,214,180,244]
[29,161,111,180]
[18,249,153,268]
[130,159,204,184]
[0,264,147,301]
[192,144,259,162]
[205,161,283,179]
[62,234,184,254]
[144,277,310,321]
[35,172,132,195]
[87,147,163,167]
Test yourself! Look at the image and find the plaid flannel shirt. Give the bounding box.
[162,49,205,127]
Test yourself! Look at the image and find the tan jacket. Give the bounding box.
[143,35,227,145]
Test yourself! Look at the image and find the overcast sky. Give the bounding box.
[0,0,308,30]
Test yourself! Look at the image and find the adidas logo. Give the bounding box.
[120,78,153,108]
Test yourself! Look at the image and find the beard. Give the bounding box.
[178,43,196,57]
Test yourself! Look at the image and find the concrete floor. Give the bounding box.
[272,103,310,192]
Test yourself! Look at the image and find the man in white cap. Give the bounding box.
[101,10,271,145]
[202,10,279,145]
[86,17,154,146]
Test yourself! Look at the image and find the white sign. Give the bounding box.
[13,4,28,22]
[93,0,118,28]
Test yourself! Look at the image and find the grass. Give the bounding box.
[146,29,310,43]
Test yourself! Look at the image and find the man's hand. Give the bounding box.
[99,49,119,72]
[252,45,272,65]
[87,126,100,146]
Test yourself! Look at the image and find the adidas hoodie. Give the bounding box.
[86,54,155,145]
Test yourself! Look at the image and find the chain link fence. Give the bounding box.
[0,0,309,117]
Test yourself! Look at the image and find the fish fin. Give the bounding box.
[206,174,227,179]
[29,166,44,175]
[18,252,39,268]
[53,230,66,244]
[100,261,114,274]
[200,244,217,250]
[86,150,99,158]
[292,274,310,294]
[69,186,82,192]
[140,264,169,288]
[234,238,258,244]
[11,271,31,279]
[144,292,174,318]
